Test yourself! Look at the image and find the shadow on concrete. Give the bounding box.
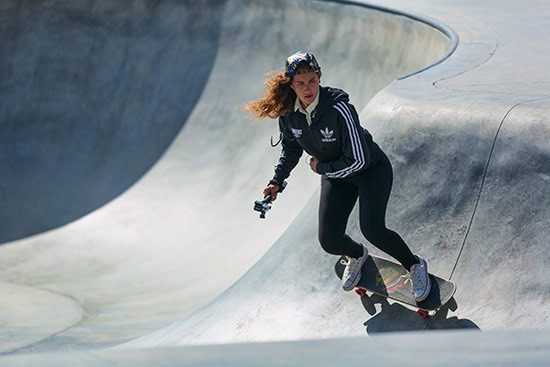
[0,0,226,244]
[360,293,480,334]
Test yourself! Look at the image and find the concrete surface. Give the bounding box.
[0,0,549,364]
[0,0,450,353]
[2,329,550,366]
[0,1,222,243]
[124,0,550,348]
[0,282,82,353]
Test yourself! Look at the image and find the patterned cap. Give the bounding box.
[284,51,321,77]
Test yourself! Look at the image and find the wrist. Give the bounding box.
[268,179,287,193]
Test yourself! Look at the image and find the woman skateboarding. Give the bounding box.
[244,51,431,302]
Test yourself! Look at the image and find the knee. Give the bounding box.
[361,223,387,245]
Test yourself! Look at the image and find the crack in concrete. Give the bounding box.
[449,95,550,280]
[0,283,86,355]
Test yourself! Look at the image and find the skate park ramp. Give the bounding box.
[0,1,221,244]
[0,0,450,354]
[1,0,550,365]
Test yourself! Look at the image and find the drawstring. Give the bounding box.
[270,121,312,148]
[271,133,282,147]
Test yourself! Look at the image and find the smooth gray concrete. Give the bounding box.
[2,329,550,366]
[1,0,549,364]
[0,0,451,354]
[0,1,223,243]
[0,282,82,353]
[360,0,550,330]
[124,0,550,348]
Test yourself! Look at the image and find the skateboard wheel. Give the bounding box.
[355,288,367,297]
[417,310,429,319]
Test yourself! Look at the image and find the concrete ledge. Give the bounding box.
[2,329,550,366]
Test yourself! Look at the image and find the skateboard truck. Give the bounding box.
[253,180,287,219]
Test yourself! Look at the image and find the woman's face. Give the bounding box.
[291,71,320,107]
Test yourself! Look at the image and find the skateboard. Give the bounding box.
[334,254,456,318]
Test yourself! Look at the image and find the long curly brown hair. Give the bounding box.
[242,71,295,119]
[242,62,321,120]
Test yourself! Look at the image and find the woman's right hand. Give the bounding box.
[263,184,280,201]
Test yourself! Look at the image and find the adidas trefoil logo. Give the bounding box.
[291,128,303,138]
[320,127,336,143]
[320,127,333,139]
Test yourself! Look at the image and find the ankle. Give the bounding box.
[407,256,420,271]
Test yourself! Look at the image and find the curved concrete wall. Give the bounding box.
[0,1,224,244]
[452,100,550,328]
[0,0,451,353]
[125,0,458,348]
[127,0,550,349]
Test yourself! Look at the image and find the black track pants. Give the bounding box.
[318,153,418,270]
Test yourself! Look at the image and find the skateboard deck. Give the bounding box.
[335,254,456,317]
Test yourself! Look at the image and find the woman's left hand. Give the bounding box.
[309,156,319,173]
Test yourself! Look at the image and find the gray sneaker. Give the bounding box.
[409,256,432,302]
[342,246,368,291]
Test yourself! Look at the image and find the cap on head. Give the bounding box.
[284,51,321,77]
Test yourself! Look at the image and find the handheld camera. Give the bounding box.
[253,180,287,219]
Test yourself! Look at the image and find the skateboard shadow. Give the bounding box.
[360,293,480,334]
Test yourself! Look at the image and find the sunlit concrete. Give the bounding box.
[1,0,549,364]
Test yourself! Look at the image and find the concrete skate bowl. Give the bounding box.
[125,1,550,350]
[0,1,225,244]
[0,0,459,356]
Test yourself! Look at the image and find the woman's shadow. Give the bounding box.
[360,292,480,334]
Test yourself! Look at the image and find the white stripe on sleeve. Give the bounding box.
[326,102,365,178]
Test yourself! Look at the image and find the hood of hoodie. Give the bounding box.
[315,86,349,117]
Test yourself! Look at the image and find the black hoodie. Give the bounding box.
[270,85,382,187]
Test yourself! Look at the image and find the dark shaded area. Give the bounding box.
[0,0,226,244]
[360,293,480,333]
